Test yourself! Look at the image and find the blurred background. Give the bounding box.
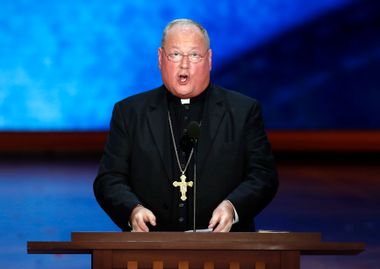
[0,0,379,268]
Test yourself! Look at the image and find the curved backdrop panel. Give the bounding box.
[0,0,378,130]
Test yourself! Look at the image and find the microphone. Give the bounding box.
[184,121,201,232]
[187,121,201,141]
[180,121,200,153]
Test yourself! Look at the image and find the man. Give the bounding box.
[94,19,278,232]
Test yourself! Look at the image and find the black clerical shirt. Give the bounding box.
[166,86,209,230]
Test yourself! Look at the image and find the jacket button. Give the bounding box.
[178,217,184,222]
[179,203,184,208]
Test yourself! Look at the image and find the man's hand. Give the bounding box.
[208,200,234,232]
[130,205,156,232]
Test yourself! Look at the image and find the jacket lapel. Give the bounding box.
[197,85,226,174]
[147,85,226,179]
[147,87,172,179]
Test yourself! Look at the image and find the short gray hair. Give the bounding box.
[161,19,210,49]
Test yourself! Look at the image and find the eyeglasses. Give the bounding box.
[162,48,208,63]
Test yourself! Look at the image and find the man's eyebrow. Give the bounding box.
[167,46,201,50]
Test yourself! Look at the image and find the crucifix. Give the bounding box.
[173,174,193,201]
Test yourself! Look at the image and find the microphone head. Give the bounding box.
[180,121,201,152]
[187,121,201,139]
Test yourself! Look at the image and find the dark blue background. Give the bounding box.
[1,0,378,130]
[1,2,379,268]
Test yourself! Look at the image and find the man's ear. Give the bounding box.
[208,49,212,71]
[158,47,163,70]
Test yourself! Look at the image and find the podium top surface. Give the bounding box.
[70,231,321,242]
[27,232,365,255]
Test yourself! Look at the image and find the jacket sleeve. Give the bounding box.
[93,102,141,231]
[226,101,279,224]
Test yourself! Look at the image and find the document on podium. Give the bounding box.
[185,228,213,233]
[257,230,290,233]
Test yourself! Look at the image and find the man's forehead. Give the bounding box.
[166,24,203,39]
[165,25,206,47]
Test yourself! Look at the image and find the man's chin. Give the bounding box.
[172,86,194,98]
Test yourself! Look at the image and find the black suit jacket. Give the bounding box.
[94,84,278,231]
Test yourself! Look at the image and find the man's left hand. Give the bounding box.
[208,200,234,232]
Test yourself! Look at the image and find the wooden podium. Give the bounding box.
[27,232,364,269]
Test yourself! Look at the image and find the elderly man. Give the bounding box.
[94,19,278,232]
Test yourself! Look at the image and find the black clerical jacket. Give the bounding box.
[94,84,278,231]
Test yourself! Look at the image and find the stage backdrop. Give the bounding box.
[0,0,379,130]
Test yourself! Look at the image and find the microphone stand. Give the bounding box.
[192,139,198,232]
[184,120,201,233]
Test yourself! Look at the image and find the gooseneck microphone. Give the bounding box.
[185,121,201,232]
[187,121,201,141]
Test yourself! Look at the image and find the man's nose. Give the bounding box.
[179,55,190,68]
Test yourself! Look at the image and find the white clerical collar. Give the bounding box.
[180,98,190,105]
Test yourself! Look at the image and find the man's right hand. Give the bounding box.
[130,205,157,232]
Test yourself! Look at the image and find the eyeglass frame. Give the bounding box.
[161,47,209,63]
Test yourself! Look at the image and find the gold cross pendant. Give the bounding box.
[172,174,193,201]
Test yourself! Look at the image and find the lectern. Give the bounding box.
[27,232,364,269]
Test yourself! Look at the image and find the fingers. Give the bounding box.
[210,213,231,232]
[130,205,156,232]
[130,202,233,232]
[143,210,157,227]
[208,200,234,232]
[208,214,218,230]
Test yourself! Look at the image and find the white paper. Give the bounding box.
[185,228,213,233]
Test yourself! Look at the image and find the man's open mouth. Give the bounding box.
[178,74,189,84]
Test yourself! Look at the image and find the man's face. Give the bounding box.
[158,24,212,98]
